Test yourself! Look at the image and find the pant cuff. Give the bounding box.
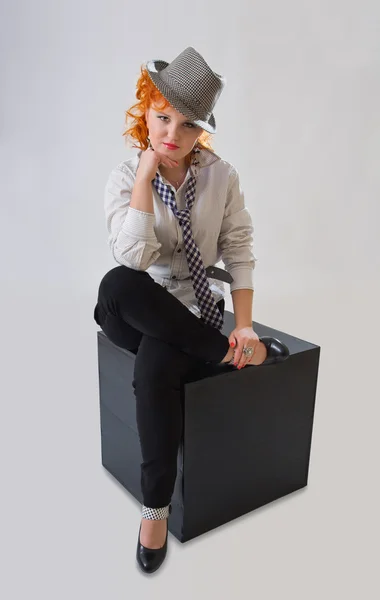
[142,504,171,520]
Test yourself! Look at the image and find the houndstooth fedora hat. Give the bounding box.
[145,46,226,134]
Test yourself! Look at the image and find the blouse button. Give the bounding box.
[177,248,182,253]
[172,275,177,279]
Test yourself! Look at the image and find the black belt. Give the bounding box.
[205,265,233,283]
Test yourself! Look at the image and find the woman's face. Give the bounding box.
[145,104,203,162]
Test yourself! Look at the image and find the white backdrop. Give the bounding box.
[1,1,379,597]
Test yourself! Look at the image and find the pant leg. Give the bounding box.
[94,265,230,364]
[94,309,143,354]
[93,265,228,509]
[96,312,224,509]
[133,334,206,508]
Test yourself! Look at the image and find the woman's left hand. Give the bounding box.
[228,326,260,369]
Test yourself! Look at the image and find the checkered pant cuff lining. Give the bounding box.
[142,504,171,520]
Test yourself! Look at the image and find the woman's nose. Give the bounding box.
[167,125,180,140]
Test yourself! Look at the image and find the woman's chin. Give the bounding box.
[160,145,189,164]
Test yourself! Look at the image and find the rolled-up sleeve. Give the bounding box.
[104,165,162,270]
[217,166,258,292]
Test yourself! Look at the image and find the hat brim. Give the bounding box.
[145,59,217,134]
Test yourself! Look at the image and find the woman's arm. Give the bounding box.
[105,165,161,270]
[231,289,254,328]
[217,165,258,326]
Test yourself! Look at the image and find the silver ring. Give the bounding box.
[242,346,254,358]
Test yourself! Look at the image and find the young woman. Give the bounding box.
[93,46,289,574]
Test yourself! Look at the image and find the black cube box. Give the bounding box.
[96,311,320,543]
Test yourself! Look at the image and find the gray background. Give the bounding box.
[1,0,379,597]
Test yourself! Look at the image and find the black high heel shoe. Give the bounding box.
[136,505,172,574]
[259,336,290,365]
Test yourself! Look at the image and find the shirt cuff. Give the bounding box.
[228,267,255,292]
[122,206,157,240]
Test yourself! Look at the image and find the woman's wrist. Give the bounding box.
[135,172,153,187]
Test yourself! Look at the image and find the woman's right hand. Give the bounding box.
[136,147,179,183]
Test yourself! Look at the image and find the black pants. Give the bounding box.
[93,265,231,508]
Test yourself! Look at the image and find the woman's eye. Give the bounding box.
[158,116,194,128]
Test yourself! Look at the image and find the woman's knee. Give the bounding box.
[99,265,131,292]
[98,265,145,302]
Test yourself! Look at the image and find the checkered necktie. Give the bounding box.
[153,172,224,330]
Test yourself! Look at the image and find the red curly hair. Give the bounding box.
[122,66,214,159]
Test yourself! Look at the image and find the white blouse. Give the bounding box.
[104,147,258,319]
